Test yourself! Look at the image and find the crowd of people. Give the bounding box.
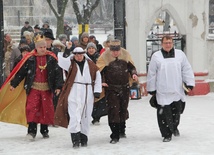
[0,20,195,149]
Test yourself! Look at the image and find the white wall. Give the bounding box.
[126,0,214,80]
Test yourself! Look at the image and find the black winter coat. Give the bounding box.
[10,54,63,94]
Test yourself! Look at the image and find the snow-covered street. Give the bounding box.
[1,93,214,155]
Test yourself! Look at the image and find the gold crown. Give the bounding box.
[34,34,46,43]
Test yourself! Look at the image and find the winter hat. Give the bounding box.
[23,31,34,38]
[43,21,49,26]
[52,40,66,50]
[72,47,86,54]
[71,36,78,42]
[89,35,96,40]
[58,34,67,41]
[20,45,31,53]
[106,34,114,42]
[19,38,27,45]
[34,24,40,30]
[44,31,55,40]
[86,42,97,50]
[109,39,121,51]
[81,32,89,39]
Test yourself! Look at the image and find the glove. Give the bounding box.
[94,92,101,99]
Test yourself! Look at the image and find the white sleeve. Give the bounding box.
[94,70,102,93]
[147,54,158,92]
[181,53,195,86]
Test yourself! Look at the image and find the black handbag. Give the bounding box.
[149,95,158,108]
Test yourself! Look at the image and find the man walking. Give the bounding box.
[96,39,138,144]
[147,35,195,142]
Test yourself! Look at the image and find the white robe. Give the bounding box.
[67,60,102,136]
[147,49,195,106]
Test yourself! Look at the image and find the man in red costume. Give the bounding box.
[9,34,63,140]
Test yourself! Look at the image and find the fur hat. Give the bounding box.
[72,47,86,54]
[44,31,55,40]
[23,31,34,38]
[86,42,97,50]
[52,40,66,51]
[109,39,121,51]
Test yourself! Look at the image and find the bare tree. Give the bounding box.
[71,0,100,36]
[46,0,69,38]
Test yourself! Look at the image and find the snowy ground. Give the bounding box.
[1,93,214,155]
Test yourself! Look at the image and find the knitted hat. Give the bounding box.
[86,42,97,50]
[58,34,67,41]
[71,36,78,42]
[81,32,89,39]
[107,34,114,42]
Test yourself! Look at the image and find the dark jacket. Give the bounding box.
[87,52,100,63]
[10,54,63,94]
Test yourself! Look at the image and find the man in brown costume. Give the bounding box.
[96,39,138,144]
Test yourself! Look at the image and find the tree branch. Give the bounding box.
[91,0,100,12]
[60,0,69,17]
[72,0,82,24]
[46,0,59,18]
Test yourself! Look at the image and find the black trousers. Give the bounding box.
[157,100,185,138]
[28,122,49,135]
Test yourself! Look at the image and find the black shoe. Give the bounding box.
[110,139,119,144]
[42,133,49,139]
[92,119,100,125]
[163,137,171,142]
[119,133,127,138]
[173,129,180,137]
[73,143,79,148]
[26,133,36,141]
[81,142,87,147]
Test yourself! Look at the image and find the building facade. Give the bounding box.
[125,0,214,86]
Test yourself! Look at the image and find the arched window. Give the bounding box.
[209,0,214,34]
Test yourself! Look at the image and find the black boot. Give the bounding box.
[40,124,49,138]
[119,122,126,138]
[80,133,88,147]
[27,122,37,140]
[109,123,120,144]
[71,132,80,148]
